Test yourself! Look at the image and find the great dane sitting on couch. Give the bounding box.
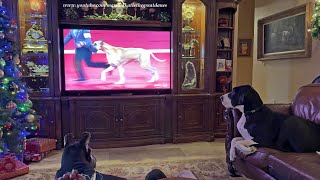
[55,132,126,180]
[220,85,320,161]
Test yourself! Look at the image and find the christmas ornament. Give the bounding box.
[0,69,4,78]
[15,71,22,78]
[26,114,35,123]
[13,55,20,64]
[4,123,12,130]
[0,31,4,39]
[6,101,17,110]
[11,20,17,28]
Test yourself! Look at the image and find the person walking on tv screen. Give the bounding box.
[64,29,110,81]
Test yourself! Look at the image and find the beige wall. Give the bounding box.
[252,0,318,103]
[233,0,255,87]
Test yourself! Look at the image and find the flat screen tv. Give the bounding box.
[60,27,171,95]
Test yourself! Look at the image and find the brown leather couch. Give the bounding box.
[224,84,320,180]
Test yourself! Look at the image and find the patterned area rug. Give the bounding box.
[16,158,248,180]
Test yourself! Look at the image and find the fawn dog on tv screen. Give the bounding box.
[62,29,171,91]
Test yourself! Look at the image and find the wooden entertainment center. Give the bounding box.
[5,0,239,148]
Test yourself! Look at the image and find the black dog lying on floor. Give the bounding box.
[221,85,320,153]
[56,132,127,180]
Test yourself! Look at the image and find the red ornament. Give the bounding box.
[6,101,17,110]
[4,123,12,130]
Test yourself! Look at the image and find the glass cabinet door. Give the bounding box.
[17,0,50,95]
[179,0,206,92]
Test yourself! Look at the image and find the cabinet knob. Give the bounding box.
[179,115,182,119]
[120,118,123,122]
[115,118,119,122]
[48,40,52,44]
[51,121,54,124]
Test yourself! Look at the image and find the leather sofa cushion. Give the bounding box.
[235,147,280,170]
[292,84,320,125]
[268,152,320,180]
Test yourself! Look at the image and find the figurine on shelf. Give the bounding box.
[64,7,79,20]
[217,75,232,92]
[102,0,108,16]
[182,61,197,89]
[149,8,156,20]
[158,11,171,22]
[189,39,199,57]
[26,61,49,76]
[22,22,48,54]
[182,4,195,32]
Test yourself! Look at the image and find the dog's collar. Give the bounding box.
[244,105,264,115]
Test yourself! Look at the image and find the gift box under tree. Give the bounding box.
[0,153,29,179]
[24,138,56,162]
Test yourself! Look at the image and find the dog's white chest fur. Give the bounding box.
[237,113,253,140]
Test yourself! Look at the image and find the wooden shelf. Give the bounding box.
[59,19,172,28]
[218,26,234,30]
[216,71,232,73]
[217,49,232,52]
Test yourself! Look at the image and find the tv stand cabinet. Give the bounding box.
[6,0,240,149]
[61,95,170,148]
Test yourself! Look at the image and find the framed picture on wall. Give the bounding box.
[257,3,312,61]
[238,39,252,56]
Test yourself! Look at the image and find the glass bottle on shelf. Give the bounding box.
[18,0,49,94]
[180,0,206,91]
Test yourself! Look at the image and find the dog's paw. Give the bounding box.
[317,151,320,155]
[230,151,236,162]
[100,76,107,81]
[115,80,125,85]
[148,77,156,83]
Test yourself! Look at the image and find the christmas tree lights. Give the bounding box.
[0,3,39,160]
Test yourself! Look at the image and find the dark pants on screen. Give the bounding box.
[75,47,107,80]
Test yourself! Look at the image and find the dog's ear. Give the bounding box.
[64,133,74,147]
[80,132,91,150]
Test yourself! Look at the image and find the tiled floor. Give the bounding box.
[30,139,227,169]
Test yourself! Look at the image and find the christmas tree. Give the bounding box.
[311,0,320,39]
[0,3,39,159]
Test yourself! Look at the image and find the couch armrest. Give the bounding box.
[224,108,242,176]
[265,104,292,115]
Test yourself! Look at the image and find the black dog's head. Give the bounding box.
[56,132,96,178]
[220,85,263,113]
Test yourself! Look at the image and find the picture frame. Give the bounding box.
[225,60,232,72]
[257,3,312,61]
[216,59,226,72]
[238,39,252,56]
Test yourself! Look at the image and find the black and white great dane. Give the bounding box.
[56,132,127,180]
[221,85,320,161]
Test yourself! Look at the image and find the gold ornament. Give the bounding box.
[26,114,35,123]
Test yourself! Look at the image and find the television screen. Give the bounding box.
[62,29,171,92]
